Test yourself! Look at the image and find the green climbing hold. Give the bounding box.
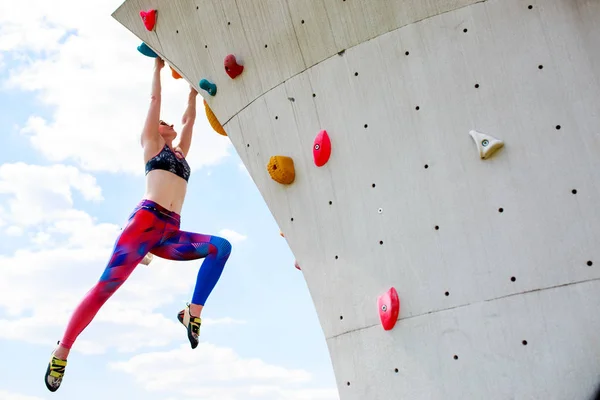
[199,79,217,96]
[137,42,157,58]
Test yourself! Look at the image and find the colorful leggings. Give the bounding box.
[60,199,231,350]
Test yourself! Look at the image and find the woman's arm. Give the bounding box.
[176,86,198,157]
[141,58,165,147]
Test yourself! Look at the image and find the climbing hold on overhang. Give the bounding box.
[199,79,217,96]
[224,54,244,79]
[267,156,295,185]
[204,100,227,136]
[280,232,301,270]
[140,9,157,31]
[313,129,332,167]
[137,42,157,58]
[378,287,400,331]
[170,66,182,79]
[469,130,504,160]
[140,253,154,266]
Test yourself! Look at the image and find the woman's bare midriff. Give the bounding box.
[143,169,188,214]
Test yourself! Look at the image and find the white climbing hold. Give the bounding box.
[469,130,504,160]
[141,253,154,266]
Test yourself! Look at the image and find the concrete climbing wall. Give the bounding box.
[113,0,600,398]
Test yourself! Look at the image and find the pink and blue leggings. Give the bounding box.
[60,199,231,349]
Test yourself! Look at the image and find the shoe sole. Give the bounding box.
[177,308,199,349]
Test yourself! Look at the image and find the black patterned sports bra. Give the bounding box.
[145,144,191,182]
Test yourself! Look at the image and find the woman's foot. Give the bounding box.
[177,304,201,349]
[44,342,68,392]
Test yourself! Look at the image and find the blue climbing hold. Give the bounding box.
[137,42,157,58]
[199,79,217,96]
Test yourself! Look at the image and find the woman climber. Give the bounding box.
[44,57,232,392]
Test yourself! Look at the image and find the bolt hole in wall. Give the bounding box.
[511,276,516,282]
[588,261,593,266]
[445,291,450,296]
[454,355,458,360]
[522,340,528,345]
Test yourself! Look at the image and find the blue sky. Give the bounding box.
[0,1,337,399]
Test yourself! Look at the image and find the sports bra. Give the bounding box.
[145,144,191,182]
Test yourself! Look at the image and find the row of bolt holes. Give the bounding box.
[345,340,531,385]
[331,187,592,312]
[264,80,554,123]
[185,4,536,48]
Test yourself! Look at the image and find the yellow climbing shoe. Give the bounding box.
[45,354,67,392]
[177,304,201,349]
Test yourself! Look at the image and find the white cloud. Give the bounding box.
[219,228,248,244]
[4,226,23,236]
[0,162,103,227]
[0,390,44,400]
[1,0,232,176]
[109,344,338,400]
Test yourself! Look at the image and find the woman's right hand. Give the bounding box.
[155,57,165,70]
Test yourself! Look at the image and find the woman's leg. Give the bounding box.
[151,230,232,311]
[151,230,231,349]
[54,208,165,360]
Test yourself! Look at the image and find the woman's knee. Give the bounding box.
[210,236,232,260]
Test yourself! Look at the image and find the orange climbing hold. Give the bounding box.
[140,9,157,31]
[267,156,295,185]
[170,66,182,79]
[203,100,227,136]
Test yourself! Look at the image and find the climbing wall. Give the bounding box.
[113,0,600,398]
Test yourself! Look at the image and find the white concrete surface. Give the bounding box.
[113,0,600,398]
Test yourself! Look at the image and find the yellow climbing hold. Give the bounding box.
[267,156,295,185]
[204,99,227,136]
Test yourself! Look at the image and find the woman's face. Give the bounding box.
[158,120,177,140]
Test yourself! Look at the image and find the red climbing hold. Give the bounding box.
[313,130,331,167]
[294,261,301,270]
[140,9,157,31]
[377,287,400,331]
[224,54,244,79]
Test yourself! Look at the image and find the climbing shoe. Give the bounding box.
[44,347,67,392]
[177,303,201,349]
